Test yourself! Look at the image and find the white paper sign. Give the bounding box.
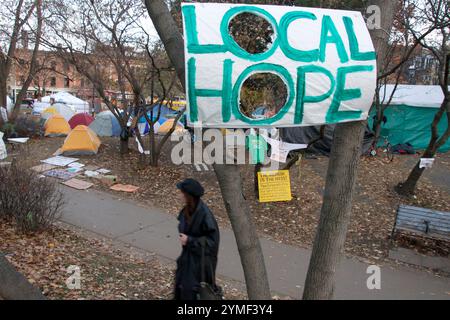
[0,132,7,160]
[182,3,377,128]
[261,134,308,163]
[419,158,435,169]
[41,156,79,167]
[0,107,7,122]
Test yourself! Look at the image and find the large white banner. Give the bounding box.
[182,3,377,128]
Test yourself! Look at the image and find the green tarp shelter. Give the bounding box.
[370,85,450,152]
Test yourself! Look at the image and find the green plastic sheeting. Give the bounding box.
[247,134,268,164]
[369,104,450,153]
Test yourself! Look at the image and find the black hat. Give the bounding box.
[177,179,205,198]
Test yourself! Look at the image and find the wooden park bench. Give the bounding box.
[392,205,450,241]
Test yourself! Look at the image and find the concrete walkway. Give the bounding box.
[60,187,450,300]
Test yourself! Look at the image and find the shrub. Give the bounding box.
[0,116,42,139]
[14,116,42,138]
[0,161,65,233]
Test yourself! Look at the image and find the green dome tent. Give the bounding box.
[370,85,450,153]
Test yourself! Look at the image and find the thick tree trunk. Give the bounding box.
[0,77,7,109]
[0,77,7,126]
[213,164,271,300]
[145,0,272,299]
[120,138,129,155]
[0,255,47,300]
[144,0,186,88]
[303,121,366,300]
[303,0,398,299]
[396,161,426,196]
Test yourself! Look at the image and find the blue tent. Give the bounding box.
[89,111,121,137]
[138,105,177,123]
[138,117,168,136]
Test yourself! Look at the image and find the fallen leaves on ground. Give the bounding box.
[0,220,247,300]
[15,137,450,269]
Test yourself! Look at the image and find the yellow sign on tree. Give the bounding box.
[258,170,292,203]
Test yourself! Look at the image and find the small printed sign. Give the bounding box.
[419,158,435,169]
[258,170,292,203]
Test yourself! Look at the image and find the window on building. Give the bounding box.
[50,77,56,87]
[64,77,70,88]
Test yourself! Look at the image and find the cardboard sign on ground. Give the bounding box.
[44,169,78,181]
[258,170,292,203]
[63,178,94,190]
[110,184,140,193]
[41,156,79,167]
[31,163,58,173]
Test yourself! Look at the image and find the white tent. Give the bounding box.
[41,92,90,113]
[32,101,50,114]
[6,96,13,113]
[41,103,75,121]
[380,85,450,108]
[0,131,7,160]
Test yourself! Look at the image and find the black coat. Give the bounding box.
[175,200,220,300]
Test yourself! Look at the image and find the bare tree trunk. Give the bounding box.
[0,76,7,126]
[303,121,366,300]
[145,0,271,299]
[144,0,185,87]
[214,164,271,299]
[120,138,129,155]
[303,0,398,300]
[0,254,47,300]
[0,76,7,109]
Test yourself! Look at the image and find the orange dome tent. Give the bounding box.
[157,119,185,135]
[44,114,71,137]
[59,125,101,156]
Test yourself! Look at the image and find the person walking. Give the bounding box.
[174,178,220,300]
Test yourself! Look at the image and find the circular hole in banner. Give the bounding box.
[228,12,275,54]
[239,72,288,120]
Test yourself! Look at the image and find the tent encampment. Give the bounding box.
[281,125,374,156]
[44,114,71,137]
[41,92,89,114]
[41,106,59,121]
[89,111,121,137]
[280,85,450,155]
[41,103,75,121]
[69,113,94,129]
[371,85,450,152]
[59,125,101,156]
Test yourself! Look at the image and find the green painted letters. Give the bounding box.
[343,17,376,61]
[279,11,319,62]
[320,15,349,63]
[220,6,280,62]
[326,65,374,123]
[231,63,295,125]
[296,65,336,124]
[183,6,227,54]
[188,58,233,123]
